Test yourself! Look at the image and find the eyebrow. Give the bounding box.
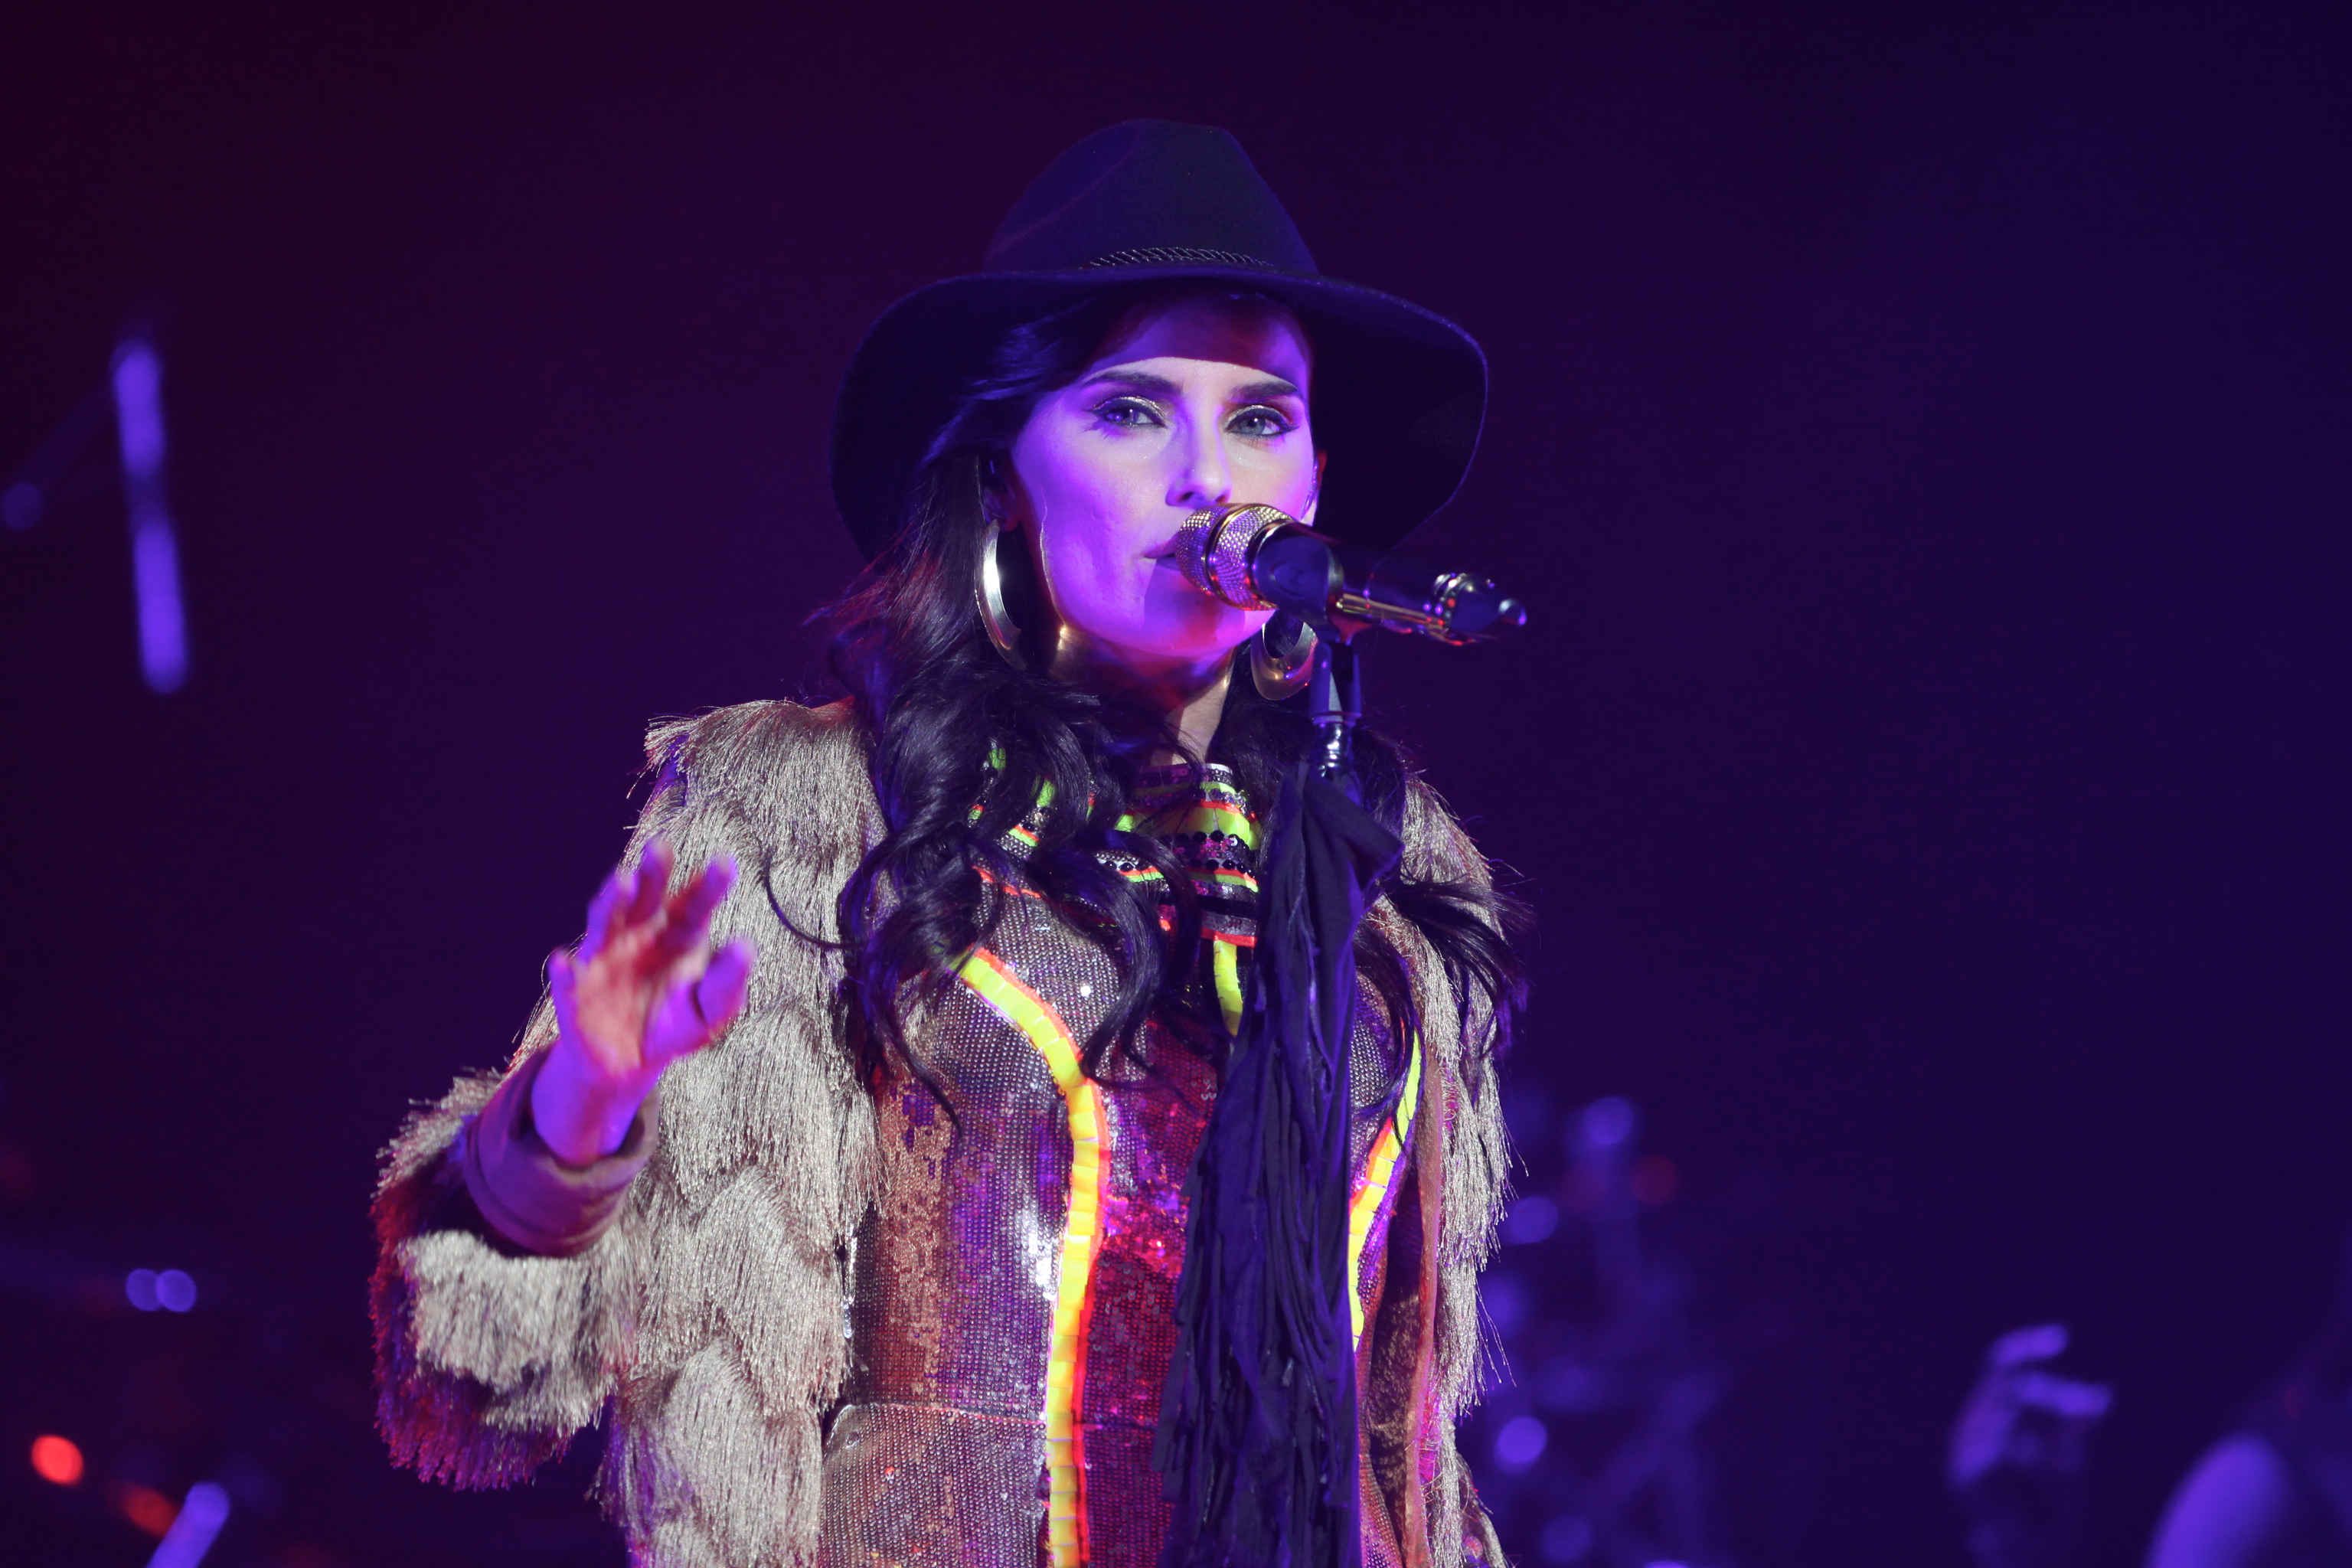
[1076,368,1305,403]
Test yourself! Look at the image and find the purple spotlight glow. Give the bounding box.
[131,520,187,691]
[126,1268,161,1311]
[1502,1194,1560,1245]
[1540,1516,1593,1563]
[2,482,39,530]
[110,338,188,694]
[1581,1096,1635,1148]
[113,345,165,472]
[1481,1272,1534,1337]
[145,1481,230,1568]
[1494,1415,1549,1472]
[156,1269,197,1312]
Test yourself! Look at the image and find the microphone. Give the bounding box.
[1169,504,1527,645]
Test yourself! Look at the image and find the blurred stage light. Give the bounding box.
[1581,1096,1635,1148]
[1494,1414,1550,1472]
[156,1268,198,1312]
[30,1434,84,1485]
[147,1481,231,1568]
[1481,1271,1534,1337]
[116,1480,178,1536]
[2,481,38,530]
[1539,1515,1592,1563]
[110,336,188,694]
[127,1268,161,1311]
[1502,1194,1560,1244]
[1630,1154,1678,1207]
[125,1266,198,1312]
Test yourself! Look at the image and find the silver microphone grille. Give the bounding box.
[1169,504,1299,610]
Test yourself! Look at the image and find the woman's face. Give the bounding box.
[1008,294,1319,675]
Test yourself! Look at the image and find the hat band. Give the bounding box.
[1073,246,1282,273]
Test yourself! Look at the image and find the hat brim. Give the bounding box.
[829,266,1486,559]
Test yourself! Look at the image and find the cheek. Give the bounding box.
[1036,513,1148,632]
[1238,436,1319,513]
[1020,435,1151,622]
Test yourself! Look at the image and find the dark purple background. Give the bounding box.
[3,4,2347,1563]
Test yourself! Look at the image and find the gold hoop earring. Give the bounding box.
[1251,612,1316,699]
[975,526,1027,669]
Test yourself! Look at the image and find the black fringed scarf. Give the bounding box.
[1155,753,1403,1568]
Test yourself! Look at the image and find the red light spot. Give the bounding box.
[1558,1167,1607,1214]
[30,1435,82,1485]
[113,1481,178,1537]
[1631,1154,1679,1206]
[0,1138,35,1201]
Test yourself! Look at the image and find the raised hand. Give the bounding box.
[1949,1324,2114,1568]
[528,839,755,1166]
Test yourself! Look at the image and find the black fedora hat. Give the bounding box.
[829,120,1486,559]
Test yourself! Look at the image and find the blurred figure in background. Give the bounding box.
[1950,1233,2352,1568]
[2142,1236,2352,1567]
[1948,1324,2112,1568]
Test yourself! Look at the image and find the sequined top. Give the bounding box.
[377,702,1504,1568]
[820,762,1425,1568]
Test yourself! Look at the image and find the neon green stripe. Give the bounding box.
[954,946,1101,1566]
[1212,938,1243,1037]
[1346,1034,1423,1348]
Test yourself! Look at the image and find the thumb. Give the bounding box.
[548,947,580,1035]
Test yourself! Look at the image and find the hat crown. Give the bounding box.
[831,122,1484,558]
[983,120,1318,276]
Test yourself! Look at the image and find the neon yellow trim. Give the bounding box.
[956,946,1103,1568]
[1187,799,1257,844]
[972,748,1054,834]
[1346,1034,1423,1349]
[1212,937,1244,1037]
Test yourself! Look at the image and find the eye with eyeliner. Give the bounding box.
[1082,390,1302,438]
[1228,404,1297,439]
[1091,395,1164,429]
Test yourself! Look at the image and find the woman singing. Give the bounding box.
[371,121,1520,1568]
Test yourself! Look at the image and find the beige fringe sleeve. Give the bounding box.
[1394,773,1515,1568]
[371,700,883,1566]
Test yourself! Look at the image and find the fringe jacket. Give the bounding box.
[370,699,1511,1567]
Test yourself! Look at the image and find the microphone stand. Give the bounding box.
[1305,632,1362,782]
[1170,499,1519,786]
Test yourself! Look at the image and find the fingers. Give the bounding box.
[626,839,675,926]
[583,840,685,960]
[676,852,738,923]
[2014,1369,2115,1422]
[653,854,738,956]
[1985,1323,2069,1372]
[583,867,626,956]
[702,936,754,1023]
[643,936,756,1067]
[549,946,580,1031]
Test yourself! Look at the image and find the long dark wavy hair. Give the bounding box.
[807,281,1523,1103]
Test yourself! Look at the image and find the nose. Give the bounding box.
[1168,413,1233,511]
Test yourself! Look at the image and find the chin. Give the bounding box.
[1168,617,1259,662]
[1089,621,1251,668]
